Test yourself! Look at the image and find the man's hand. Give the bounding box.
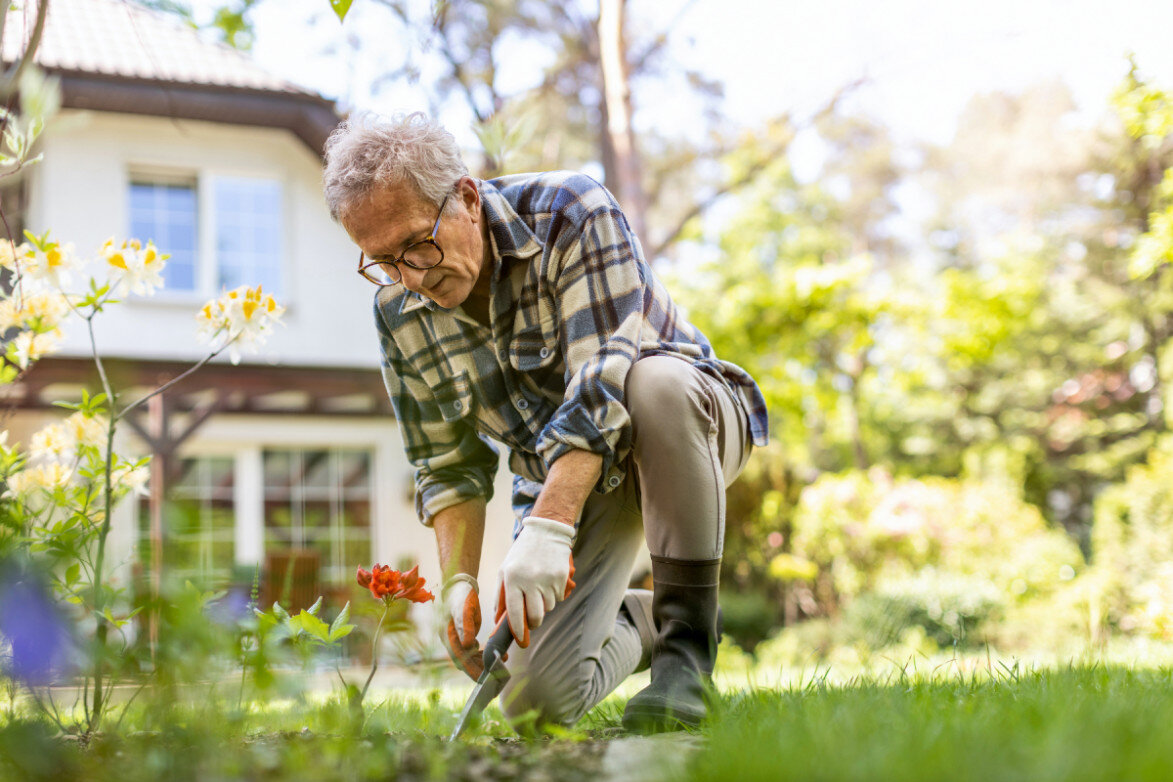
[441,574,485,680]
[497,516,575,646]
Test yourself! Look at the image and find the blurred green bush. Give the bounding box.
[1087,435,1173,639]
[789,469,1084,614]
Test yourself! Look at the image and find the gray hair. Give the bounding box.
[322,112,469,221]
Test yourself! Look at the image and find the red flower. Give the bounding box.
[356,563,434,604]
[394,564,435,604]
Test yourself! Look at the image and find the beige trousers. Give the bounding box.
[499,356,752,727]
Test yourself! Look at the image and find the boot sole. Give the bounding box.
[621,701,705,734]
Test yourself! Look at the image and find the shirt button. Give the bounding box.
[539,347,550,359]
[608,476,621,488]
[452,400,463,412]
[516,398,529,410]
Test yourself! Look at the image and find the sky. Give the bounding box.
[229,0,1173,148]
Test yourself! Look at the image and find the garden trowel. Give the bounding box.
[449,617,515,740]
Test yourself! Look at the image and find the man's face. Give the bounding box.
[344,177,485,310]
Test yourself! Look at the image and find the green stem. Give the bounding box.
[360,603,392,702]
[84,312,116,737]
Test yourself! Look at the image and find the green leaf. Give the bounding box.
[329,0,353,21]
[272,602,290,622]
[329,622,356,643]
[101,608,127,629]
[65,563,80,585]
[290,611,330,642]
[329,601,350,636]
[307,596,323,617]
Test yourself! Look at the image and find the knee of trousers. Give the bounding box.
[499,660,588,728]
[624,356,714,443]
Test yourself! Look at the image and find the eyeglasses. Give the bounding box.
[357,192,451,286]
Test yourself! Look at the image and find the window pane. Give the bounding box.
[261,448,372,586]
[138,456,235,588]
[129,181,198,292]
[215,177,283,295]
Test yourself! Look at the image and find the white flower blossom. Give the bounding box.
[102,238,168,296]
[29,422,73,461]
[0,289,70,331]
[65,412,107,450]
[113,463,150,497]
[197,285,285,365]
[5,462,72,498]
[22,240,80,290]
[9,327,63,368]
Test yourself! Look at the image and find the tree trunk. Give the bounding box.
[597,0,649,254]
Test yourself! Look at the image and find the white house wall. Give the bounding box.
[31,110,380,369]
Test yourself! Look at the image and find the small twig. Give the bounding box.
[24,686,67,732]
[0,0,50,97]
[115,333,237,421]
[112,676,150,733]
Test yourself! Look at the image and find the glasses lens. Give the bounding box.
[367,261,402,285]
[402,241,443,270]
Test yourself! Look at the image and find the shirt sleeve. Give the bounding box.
[375,300,498,526]
[535,203,648,490]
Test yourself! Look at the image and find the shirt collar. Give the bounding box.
[480,178,542,271]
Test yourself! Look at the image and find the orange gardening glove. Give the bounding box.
[445,584,485,680]
[495,554,576,649]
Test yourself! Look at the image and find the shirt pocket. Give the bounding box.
[432,370,474,422]
[509,325,560,375]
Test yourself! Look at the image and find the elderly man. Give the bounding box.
[323,113,767,733]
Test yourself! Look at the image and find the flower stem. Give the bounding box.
[361,603,392,702]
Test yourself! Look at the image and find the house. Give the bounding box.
[0,0,518,641]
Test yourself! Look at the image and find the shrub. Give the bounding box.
[1088,435,1173,638]
[841,570,1002,650]
[719,588,778,653]
[790,469,1083,613]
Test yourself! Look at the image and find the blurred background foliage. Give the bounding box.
[4,0,1171,710]
[182,0,1173,661]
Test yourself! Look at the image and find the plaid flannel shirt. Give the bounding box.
[374,171,769,527]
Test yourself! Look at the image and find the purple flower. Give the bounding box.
[0,566,73,686]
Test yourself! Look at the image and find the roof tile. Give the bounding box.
[3,0,315,96]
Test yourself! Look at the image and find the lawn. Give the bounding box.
[3,658,1173,781]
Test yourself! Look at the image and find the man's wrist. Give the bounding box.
[521,515,576,542]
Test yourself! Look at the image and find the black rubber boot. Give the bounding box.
[622,556,720,734]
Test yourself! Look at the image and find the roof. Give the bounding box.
[2,0,340,154]
[3,0,311,95]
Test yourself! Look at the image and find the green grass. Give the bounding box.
[4,664,1173,780]
[692,666,1173,782]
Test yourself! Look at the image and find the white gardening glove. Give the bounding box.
[498,516,575,644]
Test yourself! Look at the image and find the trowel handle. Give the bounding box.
[483,616,514,670]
